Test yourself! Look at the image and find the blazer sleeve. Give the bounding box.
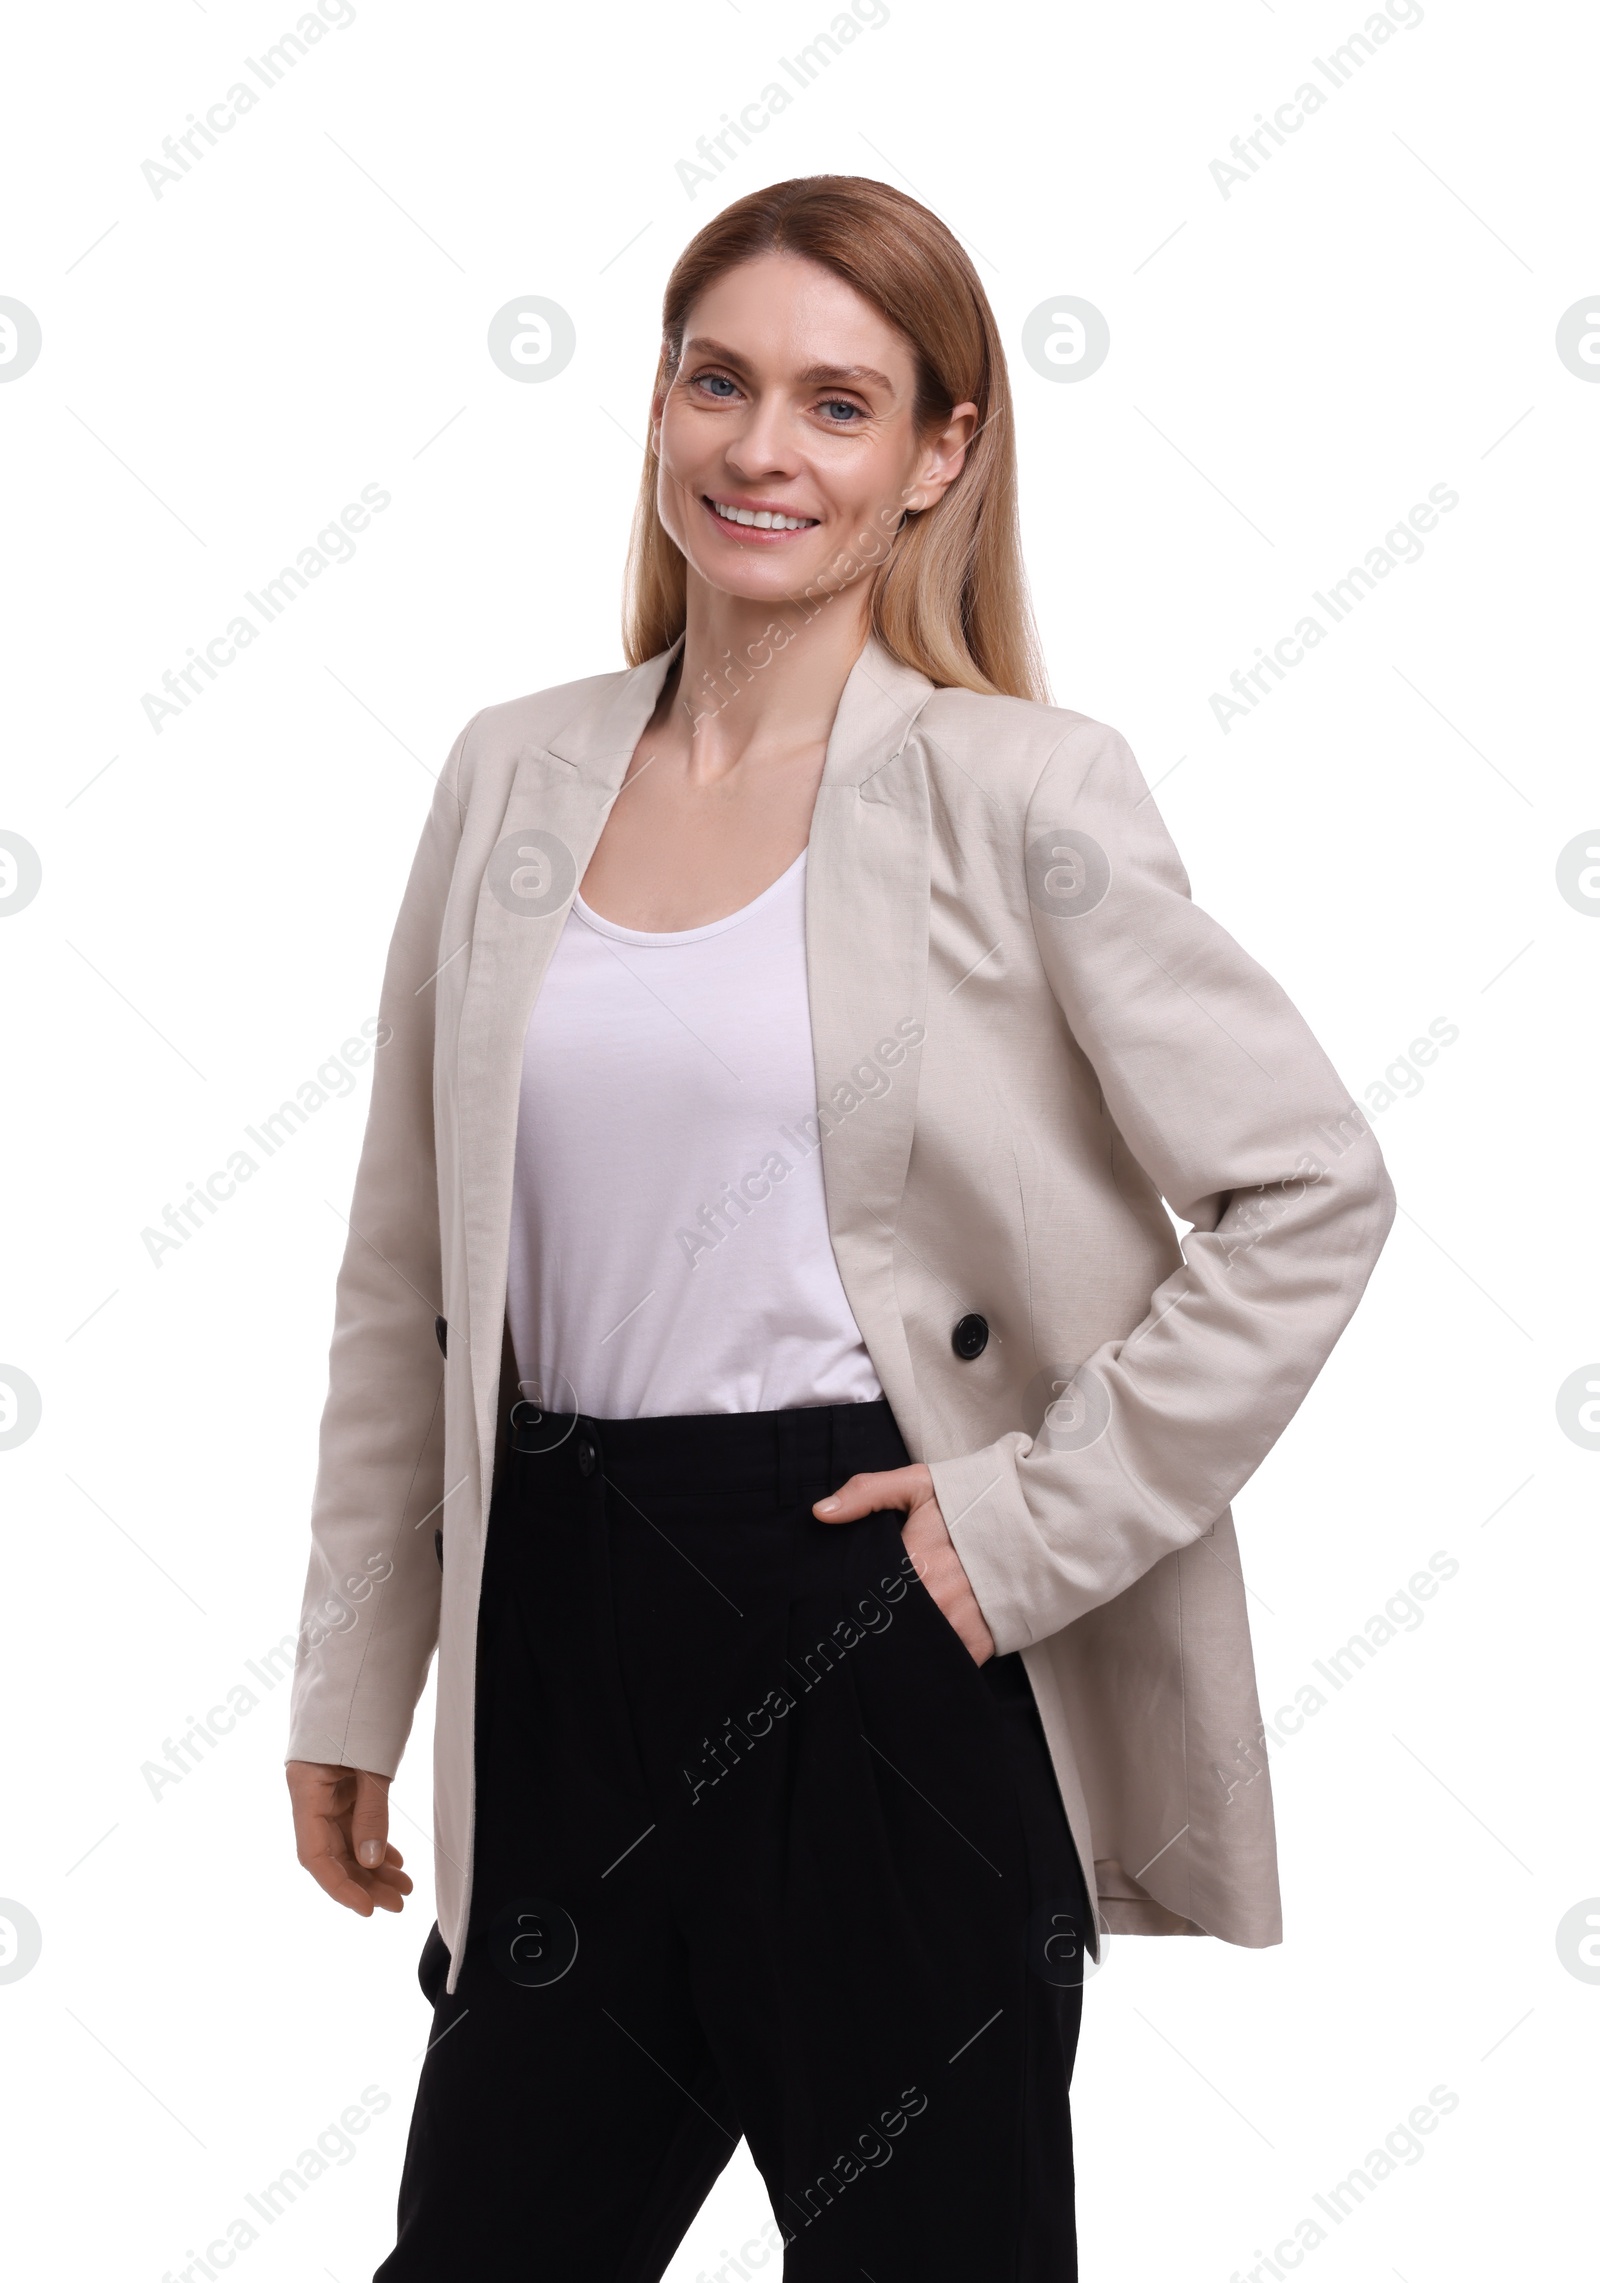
[928,717,1397,1656]
[284,717,476,1776]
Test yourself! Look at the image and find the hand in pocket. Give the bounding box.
[813,1462,996,1665]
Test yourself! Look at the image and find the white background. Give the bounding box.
[1,1,1594,2277]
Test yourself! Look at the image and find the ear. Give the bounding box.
[903,399,979,514]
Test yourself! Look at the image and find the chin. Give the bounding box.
[690,555,828,605]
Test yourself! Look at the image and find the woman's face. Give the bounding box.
[653,251,975,609]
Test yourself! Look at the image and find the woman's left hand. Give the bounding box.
[813,1462,996,1666]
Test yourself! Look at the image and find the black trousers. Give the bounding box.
[376,1398,1091,2281]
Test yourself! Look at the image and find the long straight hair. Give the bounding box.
[622,175,1048,703]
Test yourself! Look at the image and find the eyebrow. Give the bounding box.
[681,336,896,394]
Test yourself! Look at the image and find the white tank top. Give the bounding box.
[505,850,885,1419]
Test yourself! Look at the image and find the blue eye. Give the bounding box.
[820,400,862,422]
[697,374,738,398]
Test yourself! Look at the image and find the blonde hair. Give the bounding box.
[623,175,1048,703]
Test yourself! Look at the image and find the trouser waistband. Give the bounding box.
[500,1395,905,1508]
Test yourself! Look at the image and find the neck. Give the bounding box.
[670,573,876,771]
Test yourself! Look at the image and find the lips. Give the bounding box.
[703,494,820,538]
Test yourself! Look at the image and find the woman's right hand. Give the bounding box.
[287,1759,413,1917]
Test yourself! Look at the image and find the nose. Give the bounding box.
[722,391,800,484]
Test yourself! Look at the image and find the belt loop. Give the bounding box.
[776,1410,798,1512]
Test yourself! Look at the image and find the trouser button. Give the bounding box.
[576,1437,597,1477]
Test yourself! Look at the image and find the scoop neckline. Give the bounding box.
[573,848,807,946]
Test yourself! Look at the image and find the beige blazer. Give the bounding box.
[287,633,1395,1993]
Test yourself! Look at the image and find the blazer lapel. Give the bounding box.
[804,635,939,1453]
[458,641,684,1495]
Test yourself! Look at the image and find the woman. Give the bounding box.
[286,176,1395,2280]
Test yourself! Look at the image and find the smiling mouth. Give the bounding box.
[704,495,820,534]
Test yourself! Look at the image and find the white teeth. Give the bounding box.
[712,499,816,531]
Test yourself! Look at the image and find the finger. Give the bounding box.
[812,1466,924,1523]
[303,1811,412,1914]
[300,1829,378,1916]
[350,1769,392,1870]
[329,1842,410,1911]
